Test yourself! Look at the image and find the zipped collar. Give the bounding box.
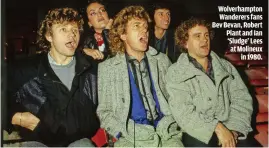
[175,51,233,84]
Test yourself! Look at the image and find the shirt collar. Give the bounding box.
[48,52,74,66]
[187,54,213,74]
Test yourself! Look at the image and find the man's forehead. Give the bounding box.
[129,18,147,24]
[189,25,209,34]
[53,22,78,28]
[155,9,170,13]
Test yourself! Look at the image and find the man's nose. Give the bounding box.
[68,30,76,37]
[163,14,169,21]
[202,35,208,42]
[141,25,148,33]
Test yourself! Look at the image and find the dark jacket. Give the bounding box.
[149,28,181,63]
[79,29,110,61]
[7,51,99,146]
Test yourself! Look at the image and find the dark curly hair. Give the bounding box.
[175,17,214,53]
[109,5,151,55]
[37,7,84,51]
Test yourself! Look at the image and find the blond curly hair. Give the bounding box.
[37,7,84,51]
[175,17,214,53]
[109,6,151,55]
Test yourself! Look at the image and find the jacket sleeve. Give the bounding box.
[97,62,156,141]
[165,68,219,144]
[6,59,39,133]
[96,62,125,138]
[222,61,253,139]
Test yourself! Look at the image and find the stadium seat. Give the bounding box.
[256,95,268,113]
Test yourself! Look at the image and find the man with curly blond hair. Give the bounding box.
[166,18,255,147]
[7,7,99,146]
[97,5,183,147]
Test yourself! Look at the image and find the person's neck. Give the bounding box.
[190,54,209,70]
[49,49,73,65]
[94,28,104,34]
[154,26,166,39]
[126,48,145,62]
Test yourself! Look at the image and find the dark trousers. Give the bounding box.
[183,132,261,147]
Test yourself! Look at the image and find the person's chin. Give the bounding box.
[161,24,169,29]
[140,46,148,52]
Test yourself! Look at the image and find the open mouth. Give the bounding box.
[200,44,208,49]
[65,41,76,49]
[139,36,148,44]
[163,21,170,25]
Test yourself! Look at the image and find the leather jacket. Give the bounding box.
[7,51,99,146]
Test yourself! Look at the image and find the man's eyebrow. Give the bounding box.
[55,25,66,28]
[192,32,209,36]
[132,22,141,25]
[192,32,201,35]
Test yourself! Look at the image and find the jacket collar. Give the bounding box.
[37,51,91,81]
[112,46,159,65]
[175,51,232,84]
[112,46,160,96]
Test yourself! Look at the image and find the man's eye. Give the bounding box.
[159,13,163,16]
[167,13,170,16]
[195,34,200,38]
[60,28,67,32]
[205,34,209,38]
[72,29,79,34]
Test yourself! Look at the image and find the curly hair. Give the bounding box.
[175,17,214,53]
[109,5,151,55]
[37,7,84,51]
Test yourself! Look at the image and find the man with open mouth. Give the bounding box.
[8,7,99,147]
[97,5,183,147]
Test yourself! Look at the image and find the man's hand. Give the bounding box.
[11,112,40,131]
[231,130,239,144]
[215,122,236,147]
[105,19,113,30]
[83,48,104,60]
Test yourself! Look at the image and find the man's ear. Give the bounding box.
[45,33,52,42]
[184,42,188,49]
[120,34,126,41]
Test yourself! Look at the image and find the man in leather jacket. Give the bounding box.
[7,7,99,147]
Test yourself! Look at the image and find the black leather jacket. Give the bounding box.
[7,51,99,146]
[80,29,110,60]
